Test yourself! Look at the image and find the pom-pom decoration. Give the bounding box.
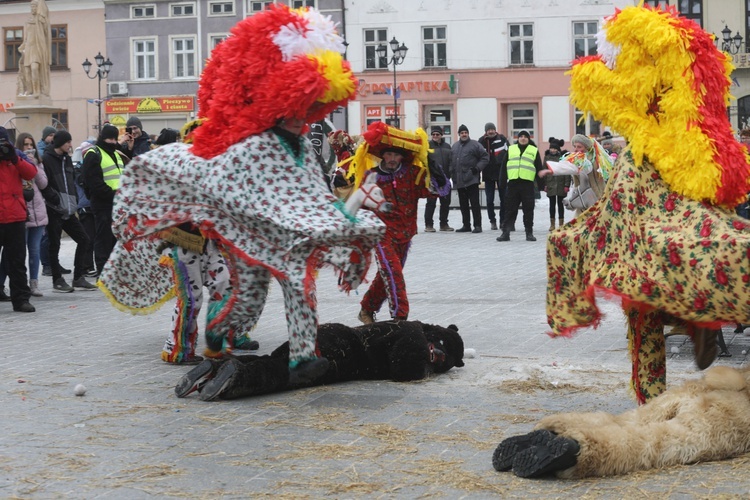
[191,5,357,158]
[568,4,750,207]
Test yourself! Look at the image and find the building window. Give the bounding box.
[248,1,273,14]
[574,108,601,138]
[4,27,23,71]
[678,0,702,27]
[209,1,234,15]
[425,107,452,145]
[209,34,229,52]
[644,0,669,6]
[509,23,534,65]
[422,26,446,68]
[133,38,157,80]
[508,105,537,140]
[171,36,196,78]
[50,25,67,69]
[573,21,597,59]
[364,28,388,70]
[52,111,68,132]
[171,2,196,16]
[291,0,315,8]
[131,5,156,18]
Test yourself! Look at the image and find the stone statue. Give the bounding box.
[17,0,51,97]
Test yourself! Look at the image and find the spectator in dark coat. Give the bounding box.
[543,137,571,230]
[423,125,454,232]
[477,123,509,231]
[120,116,152,158]
[450,124,489,233]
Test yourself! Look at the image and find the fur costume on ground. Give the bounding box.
[176,321,465,401]
[546,4,750,403]
[493,365,750,478]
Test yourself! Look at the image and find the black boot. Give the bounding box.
[496,231,510,242]
[175,359,224,398]
[525,230,537,242]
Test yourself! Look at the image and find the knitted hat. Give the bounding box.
[431,125,444,136]
[571,134,593,150]
[548,137,565,150]
[126,116,143,129]
[458,124,469,134]
[517,130,530,139]
[99,124,119,141]
[485,122,496,132]
[52,130,72,148]
[155,128,180,145]
[41,126,57,140]
[0,126,10,142]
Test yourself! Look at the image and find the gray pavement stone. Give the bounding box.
[2,200,750,497]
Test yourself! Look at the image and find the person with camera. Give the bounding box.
[0,127,39,312]
[120,116,151,159]
[41,130,97,293]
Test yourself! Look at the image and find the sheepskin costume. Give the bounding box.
[545,4,750,403]
[494,365,750,478]
[98,5,385,367]
[176,321,465,401]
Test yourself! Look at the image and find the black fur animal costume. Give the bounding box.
[176,320,464,401]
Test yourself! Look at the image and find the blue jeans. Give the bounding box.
[40,229,49,267]
[26,225,45,280]
[484,180,504,225]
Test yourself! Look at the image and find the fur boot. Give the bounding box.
[549,218,555,231]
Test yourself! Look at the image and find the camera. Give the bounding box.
[0,139,13,160]
[125,127,133,134]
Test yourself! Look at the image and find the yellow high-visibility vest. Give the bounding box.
[86,147,123,190]
[507,144,537,181]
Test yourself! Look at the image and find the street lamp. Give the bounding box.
[716,25,743,54]
[375,37,408,128]
[82,52,113,132]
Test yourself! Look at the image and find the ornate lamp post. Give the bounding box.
[82,52,113,132]
[376,37,408,128]
[717,25,743,54]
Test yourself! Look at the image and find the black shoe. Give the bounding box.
[288,357,330,387]
[72,277,98,290]
[472,227,482,233]
[0,288,10,302]
[175,359,222,398]
[496,232,510,242]
[493,429,556,472]
[199,359,240,401]
[693,327,719,370]
[42,266,53,277]
[455,226,472,233]
[525,232,537,242]
[512,436,580,478]
[53,278,74,293]
[490,222,498,230]
[13,302,35,313]
[61,266,72,275]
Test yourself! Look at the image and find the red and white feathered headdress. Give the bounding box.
[191,5,357,158]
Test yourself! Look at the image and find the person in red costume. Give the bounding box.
[340,123,449,323]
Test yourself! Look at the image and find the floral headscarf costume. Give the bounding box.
[98,6,385,367]
[547,4,750,403]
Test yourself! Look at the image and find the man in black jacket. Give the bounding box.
[42,131,97,292]
[477,123,508,231]
[81,124,125,276]
[120,116,152,158]
[423,126,454,232]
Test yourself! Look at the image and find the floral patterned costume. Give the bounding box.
[100,133,384,366]
[547,150,750,403]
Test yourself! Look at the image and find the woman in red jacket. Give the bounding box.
[0,126,39,312]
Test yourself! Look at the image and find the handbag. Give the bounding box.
[564,185,598,210]
[23,180,35,202]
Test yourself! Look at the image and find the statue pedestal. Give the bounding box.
[11,96,64,136]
